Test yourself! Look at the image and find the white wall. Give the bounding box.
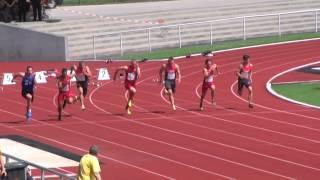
[0,23,68,61]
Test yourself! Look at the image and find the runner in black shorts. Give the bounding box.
[237,54,254,108]
[159,57,181,111]
[12,66,37,121]
[74,62,92,110]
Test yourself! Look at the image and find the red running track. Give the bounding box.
[1,40,320,180]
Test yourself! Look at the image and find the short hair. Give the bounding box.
[61,68,68,74]
[168,57,174,61]
[26,66,32,71]
[205,59,212,65]
[89,145,99,155]
[243,54,250,61]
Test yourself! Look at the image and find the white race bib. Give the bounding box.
[76,74,86,81]
[167,72,175,80]
[127,72,135,81]
[61,84,69,92]
[205,76,213,82]
[241,72,249,79]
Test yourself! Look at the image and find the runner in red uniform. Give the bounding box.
[237,54,254,108]
[114,60,141,115]
[57,68,77,120]
[199,59,220,111]
[159,57,181,111]
[74,62,92,111]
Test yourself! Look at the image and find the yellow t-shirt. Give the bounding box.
[78,154,101,180]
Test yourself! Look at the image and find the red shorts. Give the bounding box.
[202,82,215,93]
[58,91,73,102]
[125,82,136,90]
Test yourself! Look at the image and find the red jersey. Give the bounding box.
[165,64,177,80]
[75,67,87,82]
[58,76,71,92]
[240,63,253,79]
[203,66,215,84]
[125,65,139,84]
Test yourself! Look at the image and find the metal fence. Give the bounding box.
[70,9,320,60]
[3,152,76,180]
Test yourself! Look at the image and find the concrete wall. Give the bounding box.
[0,23,68,61]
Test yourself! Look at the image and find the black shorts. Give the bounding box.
[21,91,34,102]
[165,80,176,93]
[238,78,251,91]
[76,81,88,97]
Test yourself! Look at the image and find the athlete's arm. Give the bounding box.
[249,64,253,82]
[236,64,243,77]
[113,66,127,81]
[203,68,209,77]
[176,64,181,83]
[215,64,221,75]
[83,66,92,77]
[57,78,63,91]
[137,67,141,80]
[159,64,166,84]
[12,72,25,81]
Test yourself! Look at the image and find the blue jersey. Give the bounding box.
[22,74,35,92]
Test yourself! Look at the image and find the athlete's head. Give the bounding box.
[168,57,174,65]
[205,59,212,67]
[78,61,85,69]
[26,66,33,75]
[130,59,137,68]
[61,68,68,77]
[243,54,250,64]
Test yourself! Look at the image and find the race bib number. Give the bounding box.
[2,73,15,85]
[205,76,213,82]
[67,70,77,82]
[240,72,249,79]
[75,74,86,81]
[61,85,69,92]
[97,68,110,81]
[35,71,47,84]
[127,72,135,81]
[167,72,175,80]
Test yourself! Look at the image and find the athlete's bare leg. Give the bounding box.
[200,88,208,111]
[210,85,216,105]
[248,86,253,108]
[78,86,85,110]
[168,89,176,111]
[126,87,136,115]
[25,93,33,121]
[58,100,63,120]
[26,94,32,112]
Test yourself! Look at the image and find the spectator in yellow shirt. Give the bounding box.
[77,145,101,180]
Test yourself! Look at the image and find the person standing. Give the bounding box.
[12,66,37,122]
[17,0,27,22]
[77,145,101,180]
[31,0,41,21]
[159,57,181,111]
